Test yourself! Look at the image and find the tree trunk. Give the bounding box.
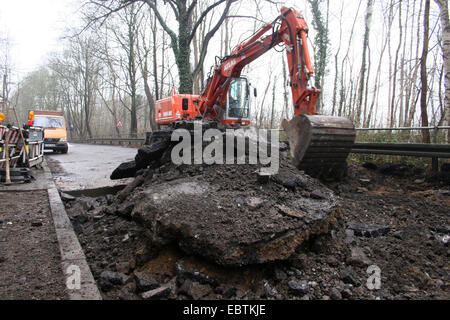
[143,57,158,131]
[177,7,193,94]
[420,0,431,143]
[282,57,289,120]
[434,0,450,142]
[356,0,374,127]
[152,13,159,101]
[407,0,424,126]
[307,0,329,113]
[270,76,277,129]
[128,15,138,137]
[390,1,403,128]
[332,3,344,116]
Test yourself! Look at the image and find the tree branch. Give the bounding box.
[187,0,198,17]
[192,0,236,78]
[226,15,267,24]
[189,0,227,43]
[164,0,180,20]
[143,0,179,56]
[78,1,133,36]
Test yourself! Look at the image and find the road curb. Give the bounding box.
[42,160,102,300]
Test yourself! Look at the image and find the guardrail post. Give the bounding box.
[432,157,438,174]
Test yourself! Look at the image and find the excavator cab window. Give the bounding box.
[227,77,249,119]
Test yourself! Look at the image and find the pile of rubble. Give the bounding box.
[58,131,449,300]
[60,161,449,300]
[113,161,338,265]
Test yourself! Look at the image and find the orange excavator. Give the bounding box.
[154,6,356,179]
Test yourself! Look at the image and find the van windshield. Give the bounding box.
[34,116,65,129]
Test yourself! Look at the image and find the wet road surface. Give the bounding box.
[46,143,137,192]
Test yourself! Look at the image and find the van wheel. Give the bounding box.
[61,148,68,154]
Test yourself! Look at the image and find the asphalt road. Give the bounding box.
[46,143,137,192]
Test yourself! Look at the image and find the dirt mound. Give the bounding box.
[127,162,338,266]
[107,130,340,266]
[58,161,449,300]
[110,156,338,264]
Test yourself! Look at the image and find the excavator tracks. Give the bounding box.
[282,114,356,181]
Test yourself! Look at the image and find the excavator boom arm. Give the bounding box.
[193,6,355,181]
[198,7,319,119]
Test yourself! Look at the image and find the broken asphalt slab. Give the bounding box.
[121,163,340,266]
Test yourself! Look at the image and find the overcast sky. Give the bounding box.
[0,0,79,80]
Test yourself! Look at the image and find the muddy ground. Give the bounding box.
[0,190,68,299]
[52,159,449,300]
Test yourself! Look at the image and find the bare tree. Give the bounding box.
[307,0,330,112]
[137,9,158,131]
[331,2,344,116]
[406,0,424,127]
[356,0,374,127]
[48,34,101,138]
[434,0,449,142]
[107,3,144,136]
[123,0,237,94]
[389,1,403,128]
[420,0,431,143]
[0,37,12,116]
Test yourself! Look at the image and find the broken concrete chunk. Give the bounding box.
[276,204,305,218]
[347,247,372,266]
[179,280,211,300]
[99,270,125,291]
[141,285,171,300]
[134,271,159,292]
[60,192,75,201]
[110,160,137,180]
[347,222,390,238]
[246,197,264,209]
[340,267,360,286]
[130,173,338,266]
[288,280,309,296]
[329,288,342,300]
[135,139,172,170]
[273,172,307,190]
[117,175,145,202]
[310,189,327,199]
[263,281,279,299]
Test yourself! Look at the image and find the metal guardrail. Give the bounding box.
[71,137,145,145]
[355,126,450,131]
[88,137,145,144]
[76,135,450,159]
[351,142,450,158]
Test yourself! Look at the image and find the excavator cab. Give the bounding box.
[221,77,251,126]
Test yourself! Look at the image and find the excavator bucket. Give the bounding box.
[282,114,356,180]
